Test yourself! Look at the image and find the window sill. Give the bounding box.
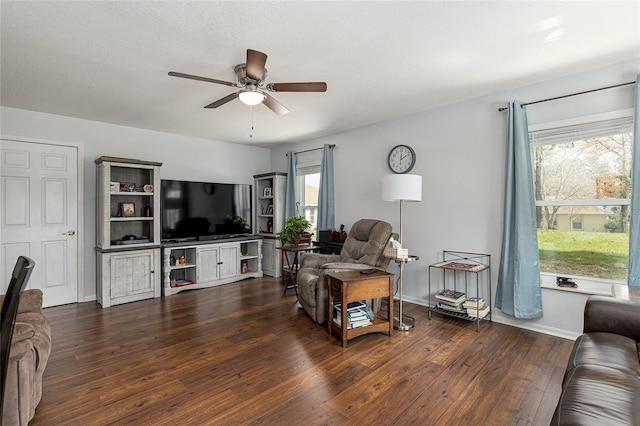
[540,272,616,296]
[540,281,613,296]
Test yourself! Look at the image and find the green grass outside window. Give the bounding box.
[537,229,629,281]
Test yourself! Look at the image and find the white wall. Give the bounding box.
[1,106,272,301]
[271,59,639,339]
[1,60,637,338]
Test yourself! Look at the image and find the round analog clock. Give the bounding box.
[387,145,416,174]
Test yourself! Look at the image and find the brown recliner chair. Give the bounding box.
[1,257,51,426]
[297,219,397,324]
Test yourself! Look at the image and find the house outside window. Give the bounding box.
[530,114,633,282]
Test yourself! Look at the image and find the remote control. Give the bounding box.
[360,269,377,275]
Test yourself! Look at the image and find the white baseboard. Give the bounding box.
[400,295,579,341]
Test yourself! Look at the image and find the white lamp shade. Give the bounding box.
[238,90,265,106]
[381,174,422,202]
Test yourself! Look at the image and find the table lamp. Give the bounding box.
[382,174,422,330]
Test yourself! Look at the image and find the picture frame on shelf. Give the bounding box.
[120,202,135,217]
[263,187,272,197]
[267,205,273,214]
[110,181,120,193]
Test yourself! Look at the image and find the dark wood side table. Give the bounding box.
[276,244,320,298]
[327,269,394,347]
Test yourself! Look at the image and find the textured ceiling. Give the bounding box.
[1,1,639,147]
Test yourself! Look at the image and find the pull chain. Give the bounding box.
[249,104,254,138]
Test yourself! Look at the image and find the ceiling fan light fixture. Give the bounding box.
[169,48,326,114]
[239,90,265,106]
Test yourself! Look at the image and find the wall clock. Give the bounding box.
[387,145,416,174]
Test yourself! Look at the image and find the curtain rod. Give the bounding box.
[285,144,335,156]
[497,81,636,112]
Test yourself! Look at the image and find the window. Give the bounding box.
[296,165,320,234]
[570,215,583,231]
[530,115,633,282]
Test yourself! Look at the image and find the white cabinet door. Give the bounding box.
[98,248,160,307]
[1,139,79,307]
[261,238,281,278]
[219,245,239,279]
[197,246,220,283]
[110,251,154,298]
[262,238,276,277]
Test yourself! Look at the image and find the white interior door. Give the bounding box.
[1,139,79,307]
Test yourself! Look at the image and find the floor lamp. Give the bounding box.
[382,174,422,330]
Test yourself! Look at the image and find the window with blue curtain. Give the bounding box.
[288,144,335,233]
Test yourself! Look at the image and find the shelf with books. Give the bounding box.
[428,251,491,331]
[172,279,193,287]
[327,270,394,347]
[333,301,375,329]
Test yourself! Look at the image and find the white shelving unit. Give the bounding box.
[254,172,287,277]
[95,156,162,307]
[427,251,492,332]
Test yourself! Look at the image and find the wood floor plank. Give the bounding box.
[55,379,189,425]
[118,388,244,425]
[28,277,574,425]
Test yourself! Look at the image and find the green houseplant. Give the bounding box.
[278,215,312,246]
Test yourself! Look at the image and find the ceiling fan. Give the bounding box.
[169,49,327,116]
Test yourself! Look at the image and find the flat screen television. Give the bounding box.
[160,180,252,241]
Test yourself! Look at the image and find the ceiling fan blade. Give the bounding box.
[204,92,239,109]
[246,49,267,81]
[262,94,289,116]
[168,71,236,87]
[267,82,327,92]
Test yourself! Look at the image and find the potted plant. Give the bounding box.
[278,215,312,246]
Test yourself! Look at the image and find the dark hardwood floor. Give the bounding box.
[31,277,573,425]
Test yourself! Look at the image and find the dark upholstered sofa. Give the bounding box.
[1,289,51,426]
[551,295,640,425]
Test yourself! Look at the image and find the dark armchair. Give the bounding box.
[297,219,397,324]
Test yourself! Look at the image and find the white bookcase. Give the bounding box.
[254,172,287,277]
[95,156,162,307]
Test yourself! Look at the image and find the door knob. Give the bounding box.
[62,230,76,236]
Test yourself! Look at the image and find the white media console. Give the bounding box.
[162,237,263,296]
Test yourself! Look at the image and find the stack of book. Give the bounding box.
[434,289,467,313]
[334,301,374,329]
[462,297,490,318]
